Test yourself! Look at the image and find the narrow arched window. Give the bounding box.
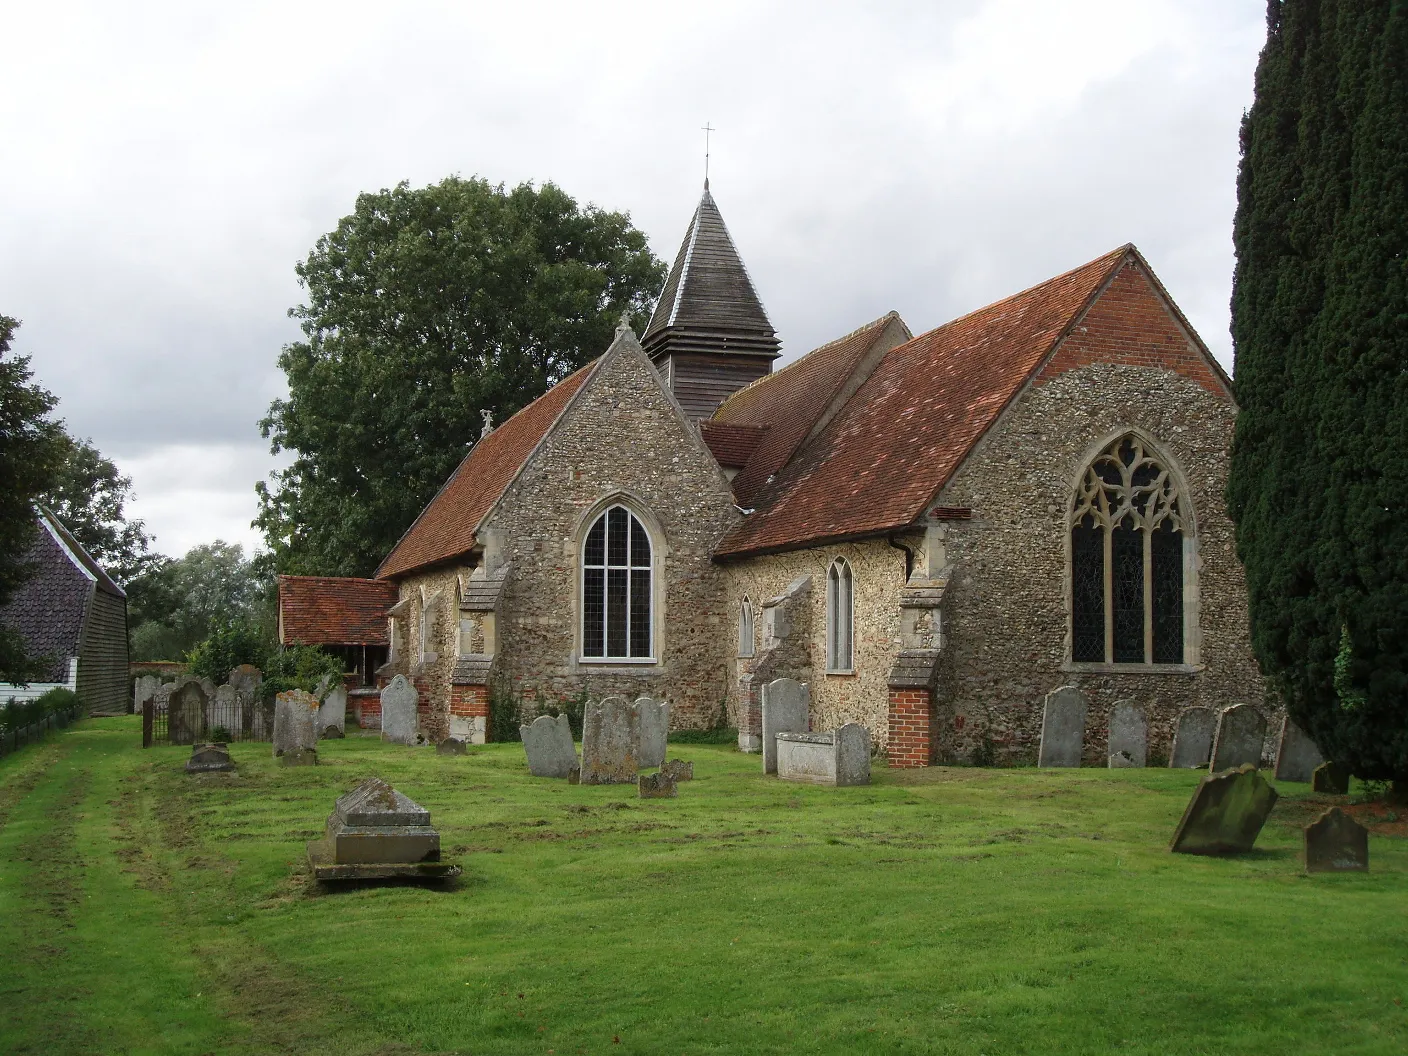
[1070,435,1187,665]
[417,590,430,662]
[827,559,854,672]
[738,597,755,658]
[582,505,653,659]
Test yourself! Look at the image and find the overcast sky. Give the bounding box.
[1,1,1266,560]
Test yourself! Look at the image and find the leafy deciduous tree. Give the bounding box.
[40,434,156,586]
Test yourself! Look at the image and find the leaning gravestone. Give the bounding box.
[1274,718,1324,784]
[521,713,578,778]
[168,678,213,745]
[1304,806,1369,873]
[318,685,347,738]
[1107,700,1147,768]
[1210,704,1266,772]
[661,759,693,782]
[580,696,639,785]
[1038,686,1087,768]
[637,697,669,769]
[133,674,160,715]
[1312,761,1350,795]
[1170,763,1279,855]
[281,747,318,766]
[380,675,419,746]
[1169,707,1216,768]
[185,742,235,773]
[761,678,810,775]
[272,690,318,757]
[638,771,678,799]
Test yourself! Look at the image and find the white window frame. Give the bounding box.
[579,503,657,663]
[826,558,854,674]
[738,596,755,658]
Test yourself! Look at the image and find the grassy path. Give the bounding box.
[0,719,1405,1054]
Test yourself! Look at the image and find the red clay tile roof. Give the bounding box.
[699,420,768,468]
[376,361,597,579]
[714,247,1131,557]
[278,576,399,645]
[713,314,905,505]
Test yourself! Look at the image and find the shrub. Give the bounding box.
[35,687,80,717]
[186,623,265,684]
[971,733,997,768]
[488,675,522,743]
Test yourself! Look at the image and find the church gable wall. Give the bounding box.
[384,563,470,741]
[483,337,740,726]
[930,357,1271,766]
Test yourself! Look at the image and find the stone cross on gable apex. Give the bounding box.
[617,310,633,334]
[480,408,494,438]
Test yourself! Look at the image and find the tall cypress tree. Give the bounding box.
[1228,0,1408,790]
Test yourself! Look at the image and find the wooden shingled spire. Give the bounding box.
[642,184,780,419]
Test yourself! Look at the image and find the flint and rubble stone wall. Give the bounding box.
[483,336,741,727]
[722,536,915,744]
[930,360,1274,765]
[383,564,470,742]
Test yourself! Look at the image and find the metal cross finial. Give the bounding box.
[702,122,714,188]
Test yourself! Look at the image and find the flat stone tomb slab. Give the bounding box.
[1170,763,1279,855]
[1304,806,1369,873]
[775,723,870,787]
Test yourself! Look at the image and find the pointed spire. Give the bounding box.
[641,185,780,364]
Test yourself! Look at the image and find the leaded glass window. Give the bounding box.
[582,505,653,660]
[1069,436,1187,665]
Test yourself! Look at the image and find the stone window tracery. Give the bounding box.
[827,558,854,673]
[1069,435,1187,666]
[581,505,653,660]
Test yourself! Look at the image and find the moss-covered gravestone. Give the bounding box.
[1304,806,1369,873]
[1170,764,1278,855]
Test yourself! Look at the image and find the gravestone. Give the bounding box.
[228,664,262,702]
[761,678,810,775]
[185,742,234,773]
[318,685,347,738]
[638,771,678,799]
[280,747,318,766]
[520,713,578,778]
[580,696,639,784]
[568,766,581,785]
[1304,806,1369,873]
[306,777,459,881]
[637,697,669,769]
[272,690,318,757]
[1312,761,1350,795]
[1038,686,1087,768]
[661,759,693,782]
[436,737,467,756]
[1107,700,1147,768]
[168,678,213,745]
[133,674,160,715]
[1274,718,1324,784]
[229,665,266,738]
[314,673,333,701]
[209,683,240,737]
[380,675,419,746]
[1170,763,1279,855]
[1210,704,1266,772]
[1169,707,1216,768]
[775,724,871,787]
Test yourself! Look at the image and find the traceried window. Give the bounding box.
[581,505,654,660]
[826,559,854,673]
[1070,435,1187,666]
[738,596,755,658]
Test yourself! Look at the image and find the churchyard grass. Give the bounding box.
[2,719,1405,1054]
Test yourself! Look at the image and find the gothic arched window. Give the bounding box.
[1070,435,1187,665]
[827,558,854,673]
[581,505,654,660]
[738,596,755,658]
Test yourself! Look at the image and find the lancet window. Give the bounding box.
[1070,435,1187,666]
[581,505,654,660]
[827,559,854,673]
[738,596,755,658]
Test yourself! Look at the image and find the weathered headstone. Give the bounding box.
[835,722,871,786]
[1304,806,1369,873]
[1038,686,1087,768]
[1274,717,1324,784]
[436,737,467,756]
[168,678,213,745]
[1170,763,1279,855]
[280,747,319,766]
[228,664,262,703]
[1169,706,1216,768]
[568,766,581,785]
[1312,760,1351,795]
[318,685,347,738]
[637,697,669,769]
[209,683,241,737]
[306,777,459,881]
[185,742,234,773]
[521,713,578,778]
[229,665,265,738]
[272,689,318,757]
[775,724,871,787]
[761,678,810,775]
[638,771,678,798]
[580,696,639,784]
[661,758,693,782]
[380,675,419,746]
[1210,704,1266,772]
[314,672,334,701]
[322,725,345,739]
[133,674,160,715]
[1107,700,1147,768]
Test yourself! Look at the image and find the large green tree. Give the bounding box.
[1228,0,1408,788]
[127,541,267,662]
[257,177,666,576]
[40,434,156,586]
[0,316,67,681]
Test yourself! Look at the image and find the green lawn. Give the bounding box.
[0,718,1404,1055]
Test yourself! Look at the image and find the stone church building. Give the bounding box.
[282,182,1271,766]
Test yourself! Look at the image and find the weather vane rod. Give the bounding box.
[702,122,714,187]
